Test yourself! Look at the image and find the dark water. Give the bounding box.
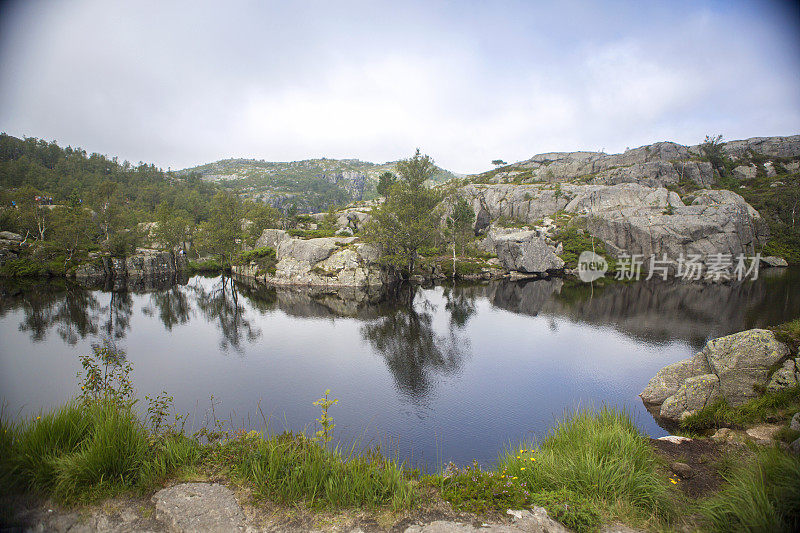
[2,269,799,469]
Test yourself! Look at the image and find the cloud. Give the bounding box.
[0,0,798,174]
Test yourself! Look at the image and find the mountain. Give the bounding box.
[179,157,459,213]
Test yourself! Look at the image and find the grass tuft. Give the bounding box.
[699,448,800,532]
[436,407,676,532]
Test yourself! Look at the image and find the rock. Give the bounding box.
[712,428,732,442]
[760,256,789,268]
[235,237,388,289]
[640,358,705,405]
[494,231,564,274]
[702,330,789,404]
[642,329,791,422]
[335,227,354,236]
[403,507,569,533]
[767,359,798,391]
[670,462,694,478]
[791,412,800,432]
[791,437,800,455]
[659,374,720,420]
[255,228,289,249]
[277,237,351,265]
[745,424,781,442]
[74,248,185,288]
[657,435,692,444]
[152,482,246,532]
[732,165,757,181]
[0,230,23,241]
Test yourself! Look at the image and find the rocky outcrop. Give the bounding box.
[74,248,187,288]
[460,183,768,277]
[641,329,796,422]
[254,228,289,249]
[233,236,391,289]
[493,231,564,274]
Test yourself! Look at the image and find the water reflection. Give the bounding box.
[361,285,470,402]
[0,281,100,344]
[190,276,261,352]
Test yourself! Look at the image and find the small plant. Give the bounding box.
[77,339,133,407]
[313,389,338,446]
[145,391,187,439]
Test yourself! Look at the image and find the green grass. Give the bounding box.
[1,398,414,510]
[234,246,277,274]
[187,258,225,273]
[680,385,800,432]
[773,318,800,352]
[0,401,195,502]
[222,432,415,510]
[698,448,800,532]
[435,407,676,532]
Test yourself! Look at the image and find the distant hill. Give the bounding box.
[179,157,459,213]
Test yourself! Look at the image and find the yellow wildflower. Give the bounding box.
[669,478,677,484]
[520,467,526,471]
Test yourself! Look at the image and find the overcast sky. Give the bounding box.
[1,0,799,174]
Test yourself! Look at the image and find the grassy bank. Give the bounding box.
[2,344,799,531]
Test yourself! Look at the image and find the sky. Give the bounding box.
[1,0,799,175]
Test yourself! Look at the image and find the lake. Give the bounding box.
[2,269,799,470]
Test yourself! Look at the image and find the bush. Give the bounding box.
[699,448,800,532]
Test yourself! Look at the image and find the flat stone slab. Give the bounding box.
[403,508,569,533]
[152,482,246,532]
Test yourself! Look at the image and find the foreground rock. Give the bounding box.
[641,329,796,422]
[404,509,570,533]
[152,483,246,532]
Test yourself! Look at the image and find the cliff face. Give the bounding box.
[74,248,187,289]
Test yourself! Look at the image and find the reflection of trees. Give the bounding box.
[443,284,477,329]
[143,287,192,330]
[3,283,101,345]
[102,291,133,340]
[361,285,468,403]
[191,276,261,352]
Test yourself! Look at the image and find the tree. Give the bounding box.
[51,205,94,269]
[491,159,507,167]
[245,202,281,247]
[197,191,243,267]
[445,197,475,274]
[364,150,441,278]
[395,148,437,187]
[701,134,726,175]
[376,171,397,197]
[153,202,193,254]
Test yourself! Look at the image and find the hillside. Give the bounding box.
[179,157,459,213]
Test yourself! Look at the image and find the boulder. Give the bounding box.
[255,228,289,249]
[493,231,564,274]
[0,231,23,241]
[234,237,388,289]
[767,358,799,391]
[641,329,792,422]
[732,165,757,181]
[790,412,800,432]
[760,256,789,268]
[152,482,246,532]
